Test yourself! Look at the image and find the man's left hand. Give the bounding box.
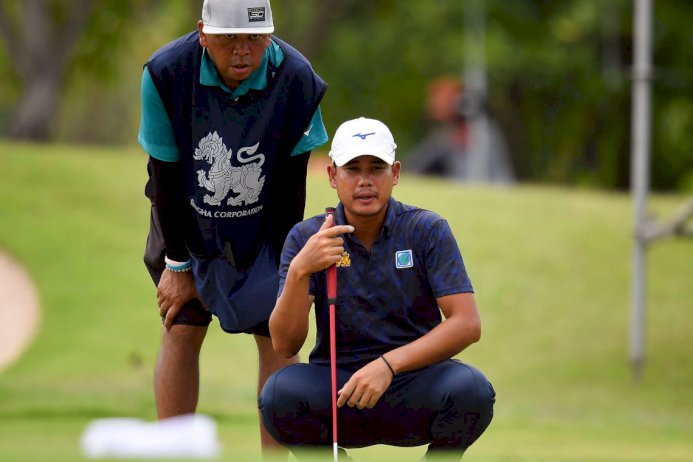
[336,358,393,409]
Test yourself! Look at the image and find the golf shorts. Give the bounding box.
[259,359,495,451]
[143,205,271,337]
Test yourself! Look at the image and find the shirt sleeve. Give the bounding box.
[138,67,180,162]
[290,106,329,156]
[425,220,474,297]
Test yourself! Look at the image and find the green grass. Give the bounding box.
[1,141,692,462]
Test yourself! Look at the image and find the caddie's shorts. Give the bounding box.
[143,205,271,337]
[191,242,279,335]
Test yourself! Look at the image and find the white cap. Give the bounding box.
[202,0,274,35]
[329,117,397,167]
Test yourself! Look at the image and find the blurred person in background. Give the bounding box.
[138,0,327,453]
[407,75,515,185]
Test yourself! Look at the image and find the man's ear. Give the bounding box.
[327,163,337,189]
[392,161,401,186]
[198,20,207,47]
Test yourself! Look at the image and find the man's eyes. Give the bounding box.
[223,34,261,40]
[345,165,386,173]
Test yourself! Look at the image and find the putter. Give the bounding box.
[325,207,339,462]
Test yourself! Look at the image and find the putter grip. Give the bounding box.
[325,207,337,302]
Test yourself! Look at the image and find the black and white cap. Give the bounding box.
[202,0,274,35]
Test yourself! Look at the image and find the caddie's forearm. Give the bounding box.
[269,152,310,259]
[269,269,313,357]
[150,156,190,262]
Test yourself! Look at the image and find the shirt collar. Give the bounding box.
[381,197,398,239]
[200,41,281,97]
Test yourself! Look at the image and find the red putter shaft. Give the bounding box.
[324,207,339,461]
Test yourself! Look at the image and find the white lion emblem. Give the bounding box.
[193,132,266,206]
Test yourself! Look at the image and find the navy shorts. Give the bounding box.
[259,360,495,453]
[143,205,271,337]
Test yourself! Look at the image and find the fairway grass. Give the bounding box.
[1,142,692,462]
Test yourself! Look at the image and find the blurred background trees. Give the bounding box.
[0,0,690,191]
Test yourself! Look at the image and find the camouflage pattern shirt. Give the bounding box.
[279,197,474,372]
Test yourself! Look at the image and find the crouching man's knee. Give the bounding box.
[430,364,496,451]
[259,363,330,446]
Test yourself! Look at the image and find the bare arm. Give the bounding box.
[337,292,481,410]
[269,215,354,357]
[383,292,481,373]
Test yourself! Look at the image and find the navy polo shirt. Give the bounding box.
[278,197,474,372]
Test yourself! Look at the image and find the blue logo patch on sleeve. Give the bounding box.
[395,250,413,269]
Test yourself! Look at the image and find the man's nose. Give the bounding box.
[358,175,373,186]
[233,41,250,55]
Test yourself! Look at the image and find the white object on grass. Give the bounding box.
[80,413,220,459]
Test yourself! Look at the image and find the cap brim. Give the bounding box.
[330,150,395,167]
[202,25,274,34]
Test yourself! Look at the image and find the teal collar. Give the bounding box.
[199,40,283,98]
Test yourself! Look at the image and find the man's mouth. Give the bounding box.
[355,192,376,201]
[232,63,250,72]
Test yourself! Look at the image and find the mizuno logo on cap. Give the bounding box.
[352,132,375,140]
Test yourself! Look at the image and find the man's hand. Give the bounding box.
[157,270,200,330]
[337,357,393,410]
[289,214,354,277]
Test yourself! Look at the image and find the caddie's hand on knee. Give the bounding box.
[337,357,393,410]
[289,214,354,277]
[157,270,200,329]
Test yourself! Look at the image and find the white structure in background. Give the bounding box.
[463,0,514,185]
[629,0,693,382]
[81,414,220,459]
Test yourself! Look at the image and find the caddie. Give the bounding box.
[138,0,328,452]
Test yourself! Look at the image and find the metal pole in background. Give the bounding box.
[463,0,491,180]
[629,0,653,383]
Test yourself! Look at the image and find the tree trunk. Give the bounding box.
[0,0,91,141]
[10,71,62,141]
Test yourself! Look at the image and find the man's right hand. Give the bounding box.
[289,214,354,277]
[157,270,199,330]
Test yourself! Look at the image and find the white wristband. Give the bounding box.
[164,256,192,272]
[164,256,191,267]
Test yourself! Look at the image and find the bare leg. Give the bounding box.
[254,334,299,456]
[154,324,208,419]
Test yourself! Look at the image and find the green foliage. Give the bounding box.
[0,0,691,184]
[1,143,693,461]
[274,0,691,191]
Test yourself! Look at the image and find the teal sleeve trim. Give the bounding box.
[138,67,180,162]
[291,106,329,156]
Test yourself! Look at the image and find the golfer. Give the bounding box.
[138,0,327,452]
[260,117,495,459]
